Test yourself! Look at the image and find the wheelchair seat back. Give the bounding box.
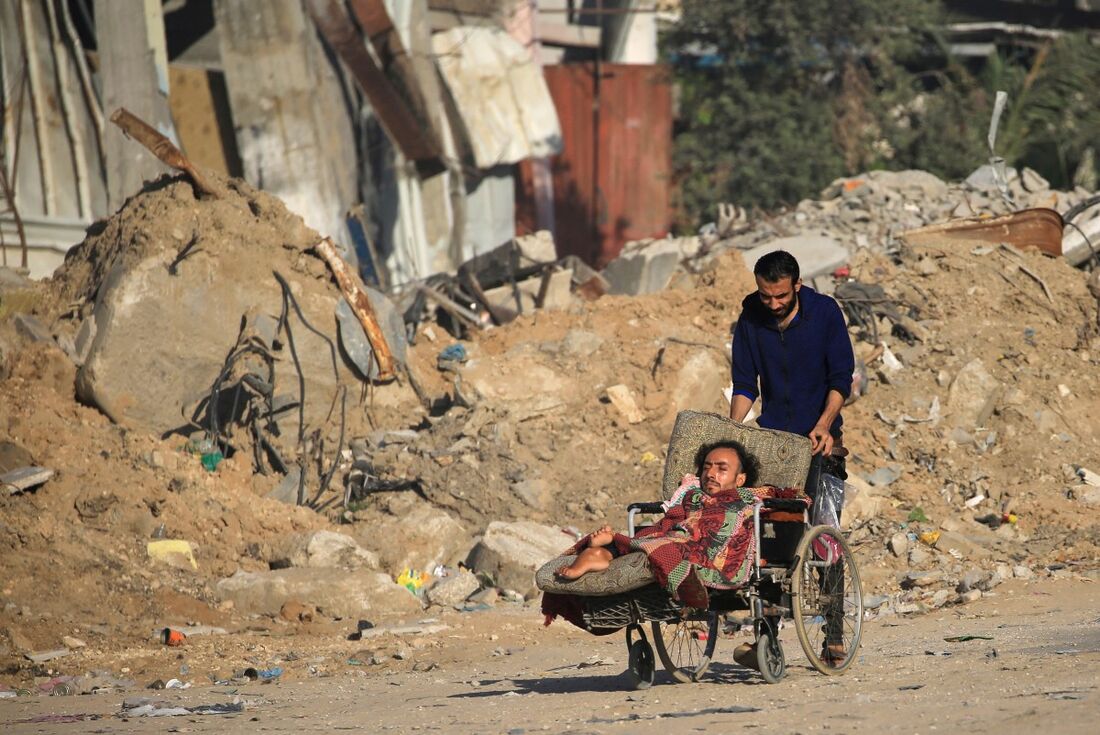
[661,410,813,498]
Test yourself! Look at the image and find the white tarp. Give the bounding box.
[432,26,562,168]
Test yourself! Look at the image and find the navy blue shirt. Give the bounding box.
[731,285,855,437]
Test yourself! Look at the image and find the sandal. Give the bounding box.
[733,642,760,671]
[820,643,847,665]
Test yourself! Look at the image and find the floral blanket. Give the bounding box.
[542,478,807,629]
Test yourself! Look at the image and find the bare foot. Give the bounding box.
[555,547,614,581]
[554,564,584,580]
[589,525,614,547]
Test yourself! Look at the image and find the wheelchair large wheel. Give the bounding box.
[791,525,863,675]
[651,611,717,683]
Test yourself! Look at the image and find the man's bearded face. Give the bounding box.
[755,276,800,320]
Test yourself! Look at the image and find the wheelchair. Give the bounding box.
[536,411,864,689]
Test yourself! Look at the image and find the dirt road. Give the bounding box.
[2,576,1096,734]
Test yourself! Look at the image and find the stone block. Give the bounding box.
[741,235,848,280]
[466,521,572,596]
[216,567,420,618]
[270,530,379,570]
[481,268,574,312]
[602,238,699,296]
[947,359,1002,430]
[425,569,480,608]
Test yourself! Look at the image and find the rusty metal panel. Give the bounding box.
[518,63,671,268]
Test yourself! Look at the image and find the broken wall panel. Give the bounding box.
[214,0,358,249]
[432,26,562,168]
[0,0,107,277]
[96,0,176,213]
[516,63,671,268]
[168,65,242,177]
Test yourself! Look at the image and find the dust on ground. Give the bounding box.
[0,169,1098,703]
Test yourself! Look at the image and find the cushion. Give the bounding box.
[661,410,812,498]
[536,552,654,596]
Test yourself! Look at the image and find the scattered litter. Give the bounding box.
[243,666,282,681]
[161,627,187,646]
[944,635,993,642]
[185,436,224,472]
[908,507,929,523]
[437,343,468,371]
[919,530,940,546]
[13,714,102,724]
[147,540,198,571]
[164,678,191,689]
[396,568,432,594]
[898,684,924,691]
[120,697,246,717]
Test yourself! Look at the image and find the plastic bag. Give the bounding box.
[811,473,845,529]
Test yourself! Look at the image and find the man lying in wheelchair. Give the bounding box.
[536,411,863,689]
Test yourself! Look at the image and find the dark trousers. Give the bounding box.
[805,452,847,647]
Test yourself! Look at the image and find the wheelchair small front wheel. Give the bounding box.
[755,629,786,684]
[651,612,717,683]
[628,639,656,689]
[791,525,864,675]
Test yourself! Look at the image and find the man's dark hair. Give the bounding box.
[694,440,759,488]
[753,250,800,284]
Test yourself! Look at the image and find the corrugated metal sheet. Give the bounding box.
[517,63,671,268]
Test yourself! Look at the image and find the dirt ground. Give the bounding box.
[0,576,1096,733]
[2,168,1099,730]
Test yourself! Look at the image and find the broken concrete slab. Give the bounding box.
[741,235,848,280]
[357,499,470,573]
[425,569,480,608]
[560,329,604,357]
[466,521,573,596]
[668,351,728,418]
[269,530,379,570]
[215,567,420,619]
[947,359,1002,430]
[0,466,53,494]
[602,237,699,296]
[480,268,574,313]
[13,313,52,343]
[606,384,645,424]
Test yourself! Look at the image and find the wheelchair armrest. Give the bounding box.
[627,502,665,514]
[626,502,665,537]
[760,498,807,512]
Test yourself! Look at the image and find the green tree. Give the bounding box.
[664,0,939,227]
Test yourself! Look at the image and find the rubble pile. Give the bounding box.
[1,166,1099,689]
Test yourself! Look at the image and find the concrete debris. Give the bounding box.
[602,237,700,295]
[740,235,848,280]
[1,466,54,495]
[466,521,574,598]
[605,384,645,424]
[425,569,480,608]
[269,530,380,571]
[215,567,421,619]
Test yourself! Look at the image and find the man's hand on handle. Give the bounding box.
[808,422,834,456]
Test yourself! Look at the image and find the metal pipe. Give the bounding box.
[20,0,57,217]
[58,0,105,170]
[44,0,91,220]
